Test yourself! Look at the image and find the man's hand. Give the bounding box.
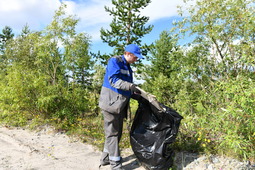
[130,84,141,94]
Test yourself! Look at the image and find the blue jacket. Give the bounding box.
[99,55,133,114]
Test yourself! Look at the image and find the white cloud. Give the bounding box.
[141,0,184,22]
[62,0,113,41]
[0,0,60,34]
[65,0,184,41]
[0,0,183,42]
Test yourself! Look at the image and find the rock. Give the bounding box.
[173,152,255,170]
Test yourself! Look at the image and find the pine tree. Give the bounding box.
[142,31,184,104]
[0,26,14,78]
[148,31,182,79]
[100,0,153,63]
[0,26,14,53]
[21,24,31,37]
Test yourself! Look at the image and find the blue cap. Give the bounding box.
[125,44,144,59]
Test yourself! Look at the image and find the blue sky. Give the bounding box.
[0,0,186,54]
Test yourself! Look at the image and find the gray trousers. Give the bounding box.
[102,109,126,162]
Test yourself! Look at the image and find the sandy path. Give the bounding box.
[0,126,145,170]
[1,126,252,170]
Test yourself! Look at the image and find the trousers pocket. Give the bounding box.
[109,95,119,106]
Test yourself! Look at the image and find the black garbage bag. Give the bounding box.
[130,90,183,170]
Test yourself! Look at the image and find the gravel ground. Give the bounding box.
[173,152,255,170]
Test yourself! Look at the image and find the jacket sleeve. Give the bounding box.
[107,58,133,91]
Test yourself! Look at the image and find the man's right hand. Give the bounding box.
[130,84,141,94]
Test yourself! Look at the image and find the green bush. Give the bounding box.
[149,75,255,161]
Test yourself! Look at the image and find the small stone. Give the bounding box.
[211,157,219,164]
[245,160,251,165]
[208,164,214,170]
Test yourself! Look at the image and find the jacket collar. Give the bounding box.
[122,55,129,65]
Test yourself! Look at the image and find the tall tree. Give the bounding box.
[175,0,255,78]
[146,31,183,79]
[64,32,93,87]
[100,0,153,63]
[21,24,31,37]
[0,26,14,53]
[0,26,14,78]
[37,4,92,86]
[0,4,95,121]
[165,0,255,160]
[142,31,184,104]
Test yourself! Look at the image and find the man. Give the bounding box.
[99,44,143,170]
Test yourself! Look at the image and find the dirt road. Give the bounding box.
[0,126,144,170]
[1,126,253,170]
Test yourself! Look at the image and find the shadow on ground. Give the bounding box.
[122,154,143,170]
[100,152,200,170]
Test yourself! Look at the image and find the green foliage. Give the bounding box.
[0,26,14,79]
[141,0,255,162]
[0,4,98,128]
[0,111,28,127]
[100,0,153,63]
[149,67,255,161]
[176,0,255,78]
[147,31,182,74]
[64,32,93,87]
[142,31,184,104]
[0,26,14,53]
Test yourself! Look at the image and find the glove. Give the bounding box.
[130,84,141,94]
